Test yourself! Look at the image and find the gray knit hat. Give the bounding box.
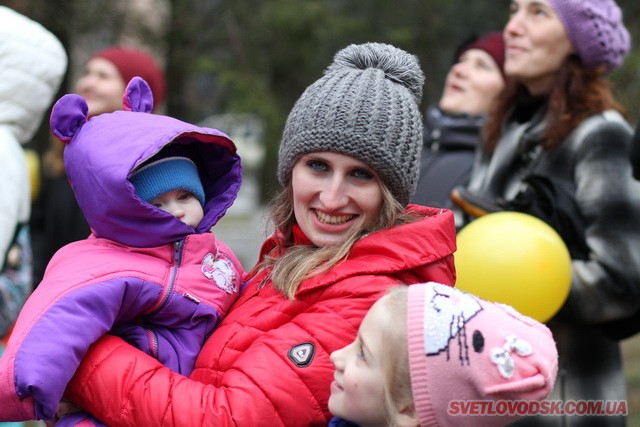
[277,42,425,206]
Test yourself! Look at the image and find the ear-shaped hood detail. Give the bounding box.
[50,95,89,144]
[122,76,154,113]
[50,77,242,248]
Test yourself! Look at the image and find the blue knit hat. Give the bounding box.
[131,147,205,206]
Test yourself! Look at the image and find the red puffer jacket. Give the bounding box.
[66,205,456,426]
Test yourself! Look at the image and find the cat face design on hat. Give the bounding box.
[423,284,483,359]
[423,284,536,378]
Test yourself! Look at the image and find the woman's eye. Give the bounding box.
[352,169,373,180]
[478,60,493,71]
[532,7,545,17]
[307,160,328,172]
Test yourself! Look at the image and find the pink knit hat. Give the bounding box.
[93,46,166,107]
[407,282,558,426]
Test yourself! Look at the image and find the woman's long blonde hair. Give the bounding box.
[256,182,418,299]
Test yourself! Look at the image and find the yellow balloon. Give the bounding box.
[455,211,571,323]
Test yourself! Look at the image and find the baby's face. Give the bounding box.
[150,189,204,228]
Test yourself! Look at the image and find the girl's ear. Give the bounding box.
[394,403,419,427]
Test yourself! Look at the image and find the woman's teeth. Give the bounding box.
[316,211,354,225]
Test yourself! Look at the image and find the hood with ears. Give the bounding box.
[50,77,242,247]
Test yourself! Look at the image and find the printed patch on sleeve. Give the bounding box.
[288,342,315,367]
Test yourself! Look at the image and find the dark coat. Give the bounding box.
[631,119,640,180]
[467,103,640,426]
[412,105,485,210]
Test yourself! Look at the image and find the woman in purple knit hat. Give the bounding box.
[453,1,640,426]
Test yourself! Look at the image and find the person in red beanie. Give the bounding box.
[30,46,166,289]
[411,32,505,226]
[76,46,166,117]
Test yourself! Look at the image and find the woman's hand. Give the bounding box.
[43,400,83,426]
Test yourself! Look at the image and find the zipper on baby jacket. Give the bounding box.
[148,239,185,358]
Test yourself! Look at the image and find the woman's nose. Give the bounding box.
[319,177,349,209]
[451,61,468,78]
[505,13,523,36]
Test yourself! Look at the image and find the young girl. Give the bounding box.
[329,282,558,426]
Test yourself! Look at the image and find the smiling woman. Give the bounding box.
[57,42,457,426]
[291,152,383,248]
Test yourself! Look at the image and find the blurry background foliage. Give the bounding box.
[4,0,640,202]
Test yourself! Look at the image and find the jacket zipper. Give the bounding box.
[148,239,185,358]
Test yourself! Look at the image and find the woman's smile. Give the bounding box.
[291,152,383,247]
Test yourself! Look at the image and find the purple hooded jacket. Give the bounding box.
[0,78,244,421]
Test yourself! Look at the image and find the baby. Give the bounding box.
[0,77,244,424]
[131,145,207,229]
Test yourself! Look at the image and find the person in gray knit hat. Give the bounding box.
[278,42,424,207]
[48,42,457,426]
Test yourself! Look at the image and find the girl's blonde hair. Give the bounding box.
[256,181,418,300]
[379,286,416,425]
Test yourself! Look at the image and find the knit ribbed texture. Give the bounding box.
[548,0,630,70]
[94,47,166,106]
[407,284,435,426]
[277,42,425,206]
[461,32,506,80]
[406,282,559,426]
[131,156,205,206]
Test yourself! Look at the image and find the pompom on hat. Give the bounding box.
[407,282,558,426]
[277,42,425,206]
[130,145,205,207]
[547,0,630,71]
[93,46,166,106]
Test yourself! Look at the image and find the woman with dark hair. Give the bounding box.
[453,1,640,425]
